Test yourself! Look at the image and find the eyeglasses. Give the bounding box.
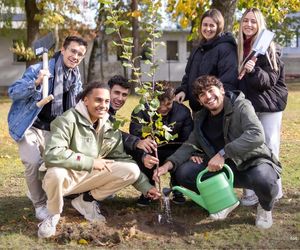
[67,47,85,59]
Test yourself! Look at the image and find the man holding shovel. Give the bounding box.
[154,75,281,229]
[7,35,87,221]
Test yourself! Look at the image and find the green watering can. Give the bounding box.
[165,164,238,214]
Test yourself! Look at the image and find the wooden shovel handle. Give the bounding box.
[36,95,54,108]
[42,52,49,99]
[238,55,257,80]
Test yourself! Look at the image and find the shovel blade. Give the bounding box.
[33,32,55,56]
[252,29,275,55]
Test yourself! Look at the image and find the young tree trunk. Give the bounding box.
[25,0,40,67]
[131,0,140,93]
[211,0,237,32]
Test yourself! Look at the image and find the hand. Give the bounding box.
[146,187,161,200]
[143,154,159,169]
[175,91,186,103]
[190,155,203,164]
[136,138,157,153]
[93,158,114,172]
[207,153,224,172]
[35,69,50,86]
[153,161,173,183]
[244,58,257,73]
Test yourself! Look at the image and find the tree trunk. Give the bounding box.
[211,0,237,32]
[25,0,40,67]
[131,0,140,93]
[87,36,100,84]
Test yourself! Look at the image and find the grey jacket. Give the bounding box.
[168,91,281,174]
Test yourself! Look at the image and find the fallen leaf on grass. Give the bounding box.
[0,154,11,158]
[78,238,88,245]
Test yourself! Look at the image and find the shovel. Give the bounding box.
[238,29,275,80]
[33,32,55,108]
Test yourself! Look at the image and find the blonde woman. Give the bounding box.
[175,8,238,112]
[237,8,288,206]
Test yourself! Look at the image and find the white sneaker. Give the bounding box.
[37,214,60,238]
[71,194,106,223]
[209,201,240,220]
[256,204,273,229]
[35,205,50,221]
[240,189,259,206]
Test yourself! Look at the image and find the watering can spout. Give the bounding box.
[172,186,207,210]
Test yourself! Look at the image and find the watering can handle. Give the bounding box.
[196,164,234,187]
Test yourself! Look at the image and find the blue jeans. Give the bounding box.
[175,160,279,211]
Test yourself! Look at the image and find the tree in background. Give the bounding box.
[2,0,93,67]
[166,0,300,45]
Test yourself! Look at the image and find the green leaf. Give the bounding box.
[105,27,115,35]
[133,104,145,114]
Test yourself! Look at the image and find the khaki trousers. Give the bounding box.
[17,127,51,208]
[42,162,140,215]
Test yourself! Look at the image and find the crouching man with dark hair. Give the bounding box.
[38,82,160,238]
[154,75,281,229]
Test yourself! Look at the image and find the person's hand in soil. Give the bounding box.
[153,161,173,183]
[143,154,159,169]
[146,187,161,200]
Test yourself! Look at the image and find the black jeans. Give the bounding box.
[175,160,279,211]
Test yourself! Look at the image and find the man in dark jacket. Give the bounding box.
[108,75,157,154]
[130,82,193,206]
[154,75,281,229]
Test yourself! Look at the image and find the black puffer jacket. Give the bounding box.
[238,50,288,112]
[177,32,238,112]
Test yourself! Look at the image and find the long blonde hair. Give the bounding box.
[237,8,278,72]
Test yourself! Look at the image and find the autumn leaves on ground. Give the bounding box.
[0,83,299,249]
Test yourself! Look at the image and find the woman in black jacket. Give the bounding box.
[175,8,238,112]
[237,8,288,205]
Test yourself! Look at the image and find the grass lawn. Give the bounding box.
[0,83,299,249]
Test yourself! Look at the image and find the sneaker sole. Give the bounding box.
[210,201,240,220]
[171,200,186,205]
[71,198,106,223]
[240,197,259,206]
[37,230,56,238]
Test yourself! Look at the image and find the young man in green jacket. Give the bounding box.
[154,75,281,229]
[38,82,160,238]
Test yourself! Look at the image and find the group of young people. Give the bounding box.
[7,7,287,239]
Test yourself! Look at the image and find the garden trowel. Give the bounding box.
[33,32,55,107]
[238,29,275,80]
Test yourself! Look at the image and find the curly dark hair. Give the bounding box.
[192,75,223,98]
[107,75,130,90]
[155,81,175,101]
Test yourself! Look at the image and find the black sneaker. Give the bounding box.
[137,194,150,207]
[172,191,186,205]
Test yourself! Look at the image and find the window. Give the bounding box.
[166,40,178,61]
[186,40,193,59]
